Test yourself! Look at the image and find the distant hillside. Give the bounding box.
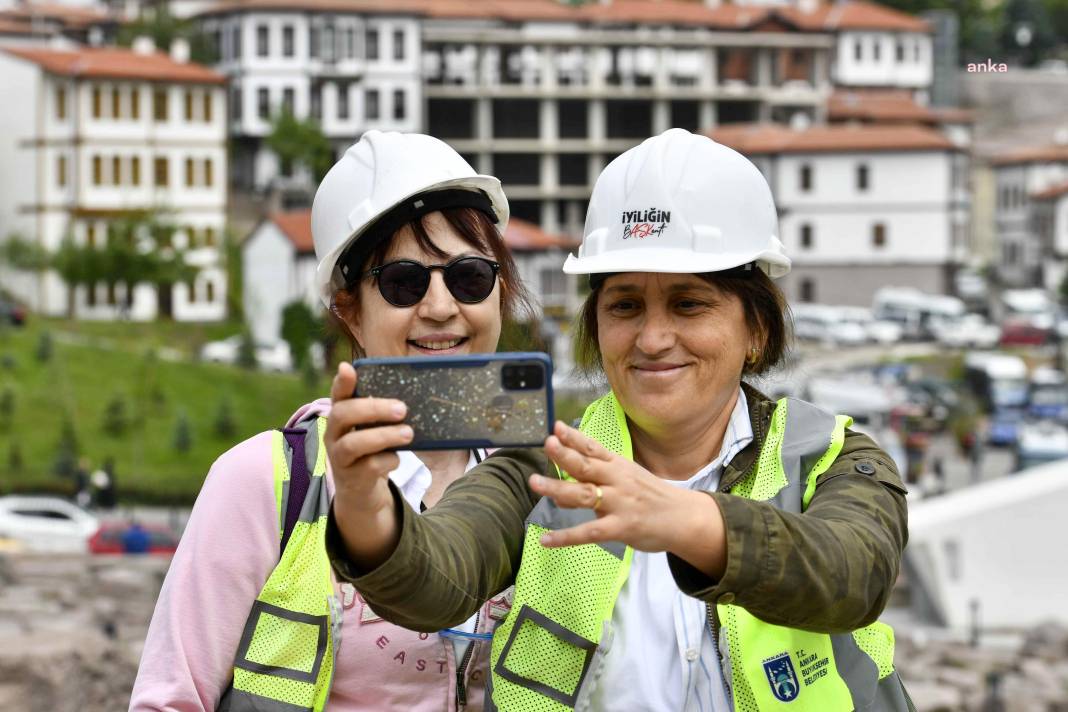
[0,318,331,504]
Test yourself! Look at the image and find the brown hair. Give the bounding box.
[328,207,538,358]
[573,268,791,380]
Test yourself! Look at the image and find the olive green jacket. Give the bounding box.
[327,384,909,635]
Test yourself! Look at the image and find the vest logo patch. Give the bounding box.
[763,653,800,702]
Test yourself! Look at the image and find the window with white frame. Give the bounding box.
[366,88,379,119]
[283,25,294,58]
[257,24,269,57]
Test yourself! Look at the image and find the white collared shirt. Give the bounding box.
[589,388,753,712]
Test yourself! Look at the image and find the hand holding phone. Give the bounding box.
[352,352,554,451]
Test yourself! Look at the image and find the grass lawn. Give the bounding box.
[0,317,332,504]
[0,317,594,504]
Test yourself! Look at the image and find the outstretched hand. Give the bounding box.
[326,362,411,569]
[528,421,728,577]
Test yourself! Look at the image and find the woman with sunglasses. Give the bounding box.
[130,131,536,712]
[324,130,913,711]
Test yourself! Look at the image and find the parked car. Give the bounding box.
[199,335,294,373]
[791,304,867,346]
[0,297,26,326]
[0,496,98,552]
[1013,420,1068,471]
[999,318,1050,347]
[872,287,965,340]
[836,306,903,345]
[931,314,1001,349]
[88,521,180,555]
[1027,367,1068,422]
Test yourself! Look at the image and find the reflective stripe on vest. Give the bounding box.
[489,392,910,711]
[218,416,338,712]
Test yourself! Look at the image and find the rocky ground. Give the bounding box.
[0,551,1065,711]
[0,553,167,712]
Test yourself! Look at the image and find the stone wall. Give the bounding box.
[0,553,169,712]
[0,551,1066,711]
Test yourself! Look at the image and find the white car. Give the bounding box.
[199,334,243,364]
[0,496,99,553]
[200,336,294,373]
[932,314,1001,349]
[837,306,904,345]
[791,304,869,347]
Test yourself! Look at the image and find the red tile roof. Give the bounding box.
[828,89,936,123]
[198,0,929,33]
[503,218,580,252]
[707,122,956,154]
[0,18,41,35]
[990,145,1068,167]
[0,2,117,29]
[1032,180,1068,201]
[270,209,315,253]
[928,106,975,124]
[780,0,930,32]
[0,45,226,84]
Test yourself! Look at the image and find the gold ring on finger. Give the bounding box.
[591,485,604,512]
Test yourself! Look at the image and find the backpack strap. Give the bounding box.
[279,421,315,557]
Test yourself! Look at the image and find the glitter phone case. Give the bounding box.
[352,352,554,450]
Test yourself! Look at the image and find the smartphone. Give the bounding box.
[352,352,554,451]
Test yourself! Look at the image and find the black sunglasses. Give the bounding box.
[366,256,501,308]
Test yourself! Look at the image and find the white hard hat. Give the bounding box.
[563,128,789,282]
[312,130,509,307]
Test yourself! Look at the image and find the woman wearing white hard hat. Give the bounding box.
[325,129,913,711]
[131,131,535,712]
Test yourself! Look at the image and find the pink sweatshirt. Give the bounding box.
[129,398,508,711]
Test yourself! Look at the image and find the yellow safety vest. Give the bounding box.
[488,393,910,711]
[218,415,338,712]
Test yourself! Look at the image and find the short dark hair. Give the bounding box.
[330,207,538,358]
[573,268,791,379]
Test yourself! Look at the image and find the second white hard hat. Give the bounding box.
[311,131,509,308]
[562,128,790,280]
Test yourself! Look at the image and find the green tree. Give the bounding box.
[223,227,243,322]
[267,109,334,183]
[52,237,99,317]
[0,233,49,272]
[878,0,1006,64]
[7,442,22,476]
[173,411,193,453]
[0,387,13,426]
[52,416,79,478]
[101,394,130,437]
[999,0,1058,65]
[281,300,322,370]
[118,6,216,64]
[213,397,236,439]
[1047,0,1068,52]
[35,331,53,363]
[237,331,257,370]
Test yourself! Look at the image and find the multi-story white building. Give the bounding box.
[196,1,423,190]
[192,0,935,227]
[990,142,1068,287]
[803,1,932,92]
[1032,180,1068,293]
[0,41,229,320]
[710,122,968,306]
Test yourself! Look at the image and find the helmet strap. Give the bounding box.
[337,188,498,290]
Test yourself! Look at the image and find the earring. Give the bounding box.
[746,347,760,366]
